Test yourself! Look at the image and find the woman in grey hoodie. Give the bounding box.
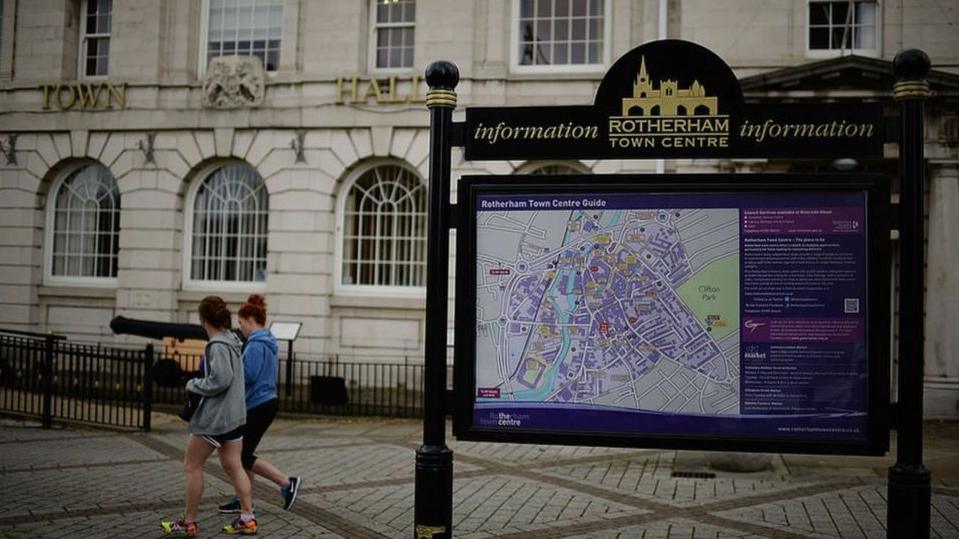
[161,296,257,536]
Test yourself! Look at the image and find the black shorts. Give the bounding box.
[241,399,278,470]
[198,424,245,448]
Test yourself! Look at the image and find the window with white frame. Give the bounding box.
[339,163,427,290]
[48,163,120,281]
[372,0,415,70]
[79,0,112,77]
[188,164,268,285]
[808,1,878,53]
[205,0,283,72]
[515,0,606,70]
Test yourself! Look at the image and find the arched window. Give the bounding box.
[338,162,426,291]
[187,163,268,285]
[522,162,591,175]
[47,163,120,282]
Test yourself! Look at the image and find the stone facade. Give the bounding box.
[0,0,957,413]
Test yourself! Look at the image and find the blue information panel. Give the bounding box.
[454,175,889,455]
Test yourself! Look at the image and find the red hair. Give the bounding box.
[238,294,267,326]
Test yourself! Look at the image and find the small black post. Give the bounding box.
[285,340,294,397]
[413,60,458,539]
[143,343,154,433]
[41,335,55,429]
[887,48,932,539]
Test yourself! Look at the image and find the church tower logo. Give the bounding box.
[608,56,730,150]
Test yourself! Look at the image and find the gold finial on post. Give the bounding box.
[892,49,932,101]
[425,61,459,109]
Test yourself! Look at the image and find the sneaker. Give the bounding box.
[160,517,198,537]
[223,516,258,535]
[281,476,301,511]
[219,495,241,513]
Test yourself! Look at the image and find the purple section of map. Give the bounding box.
[740,200,868,419]
[476,192,865,211]
[742,317,864,343]
[742,207,864,235]
[473,403,868,441]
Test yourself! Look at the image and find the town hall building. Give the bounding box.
[1,0,958,417]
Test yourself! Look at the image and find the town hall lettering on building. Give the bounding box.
[39,82,126,111]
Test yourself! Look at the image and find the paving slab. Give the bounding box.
[0,415,956,538]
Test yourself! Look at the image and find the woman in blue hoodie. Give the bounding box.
[218,294,302,513]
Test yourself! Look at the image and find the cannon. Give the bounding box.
[109,316,207,341]
[109,316,208,387]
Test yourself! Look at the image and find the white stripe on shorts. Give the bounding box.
[197,433,243,448]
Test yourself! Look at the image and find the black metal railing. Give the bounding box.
[278,357,443,418]
[0,330,152,431]
[0,328,447,431]
[150,351,452,419]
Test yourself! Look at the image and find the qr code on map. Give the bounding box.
[844,298,860,314]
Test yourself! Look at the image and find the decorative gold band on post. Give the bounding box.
[893,80,931,101]
[426,89,457,109]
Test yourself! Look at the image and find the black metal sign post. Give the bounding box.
[413,61,459,539]
[286,340,294,397]
[415,40,934,538]
[887,49,932,539]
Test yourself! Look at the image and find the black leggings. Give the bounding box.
[241,399,278,470]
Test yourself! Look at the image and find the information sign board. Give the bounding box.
[463,40,885,161]
[269,321,302,341]
[454,174,889,455]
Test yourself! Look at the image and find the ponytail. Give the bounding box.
[238,294,267,326]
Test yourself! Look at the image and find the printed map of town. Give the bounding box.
[475,203,742,415]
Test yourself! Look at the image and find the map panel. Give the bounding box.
[476,200,739,416]
[469,190,872,444]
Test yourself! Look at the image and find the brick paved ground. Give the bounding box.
[0,414,957,538]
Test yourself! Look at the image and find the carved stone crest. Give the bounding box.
[202,56,266,109]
